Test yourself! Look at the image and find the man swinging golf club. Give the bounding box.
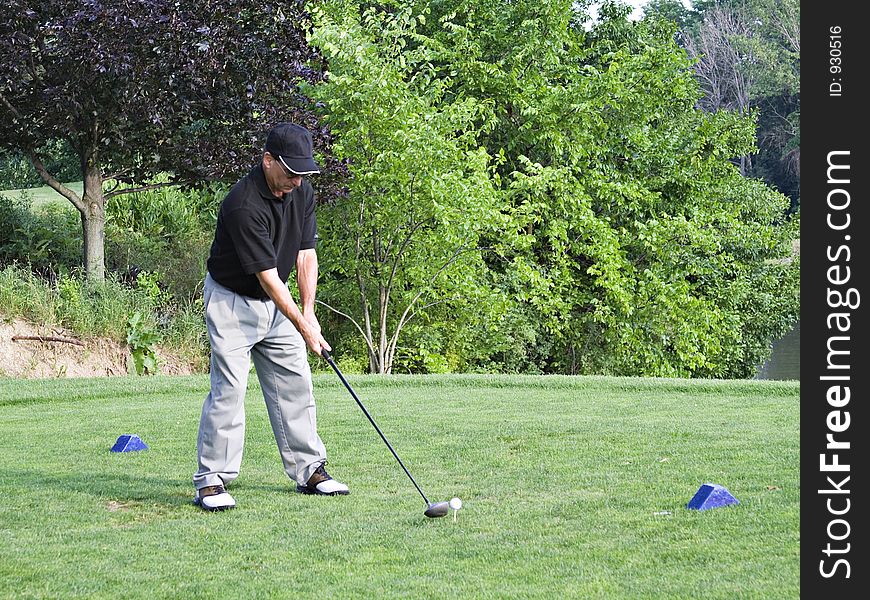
[193,123,349,511]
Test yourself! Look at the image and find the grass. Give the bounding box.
[0,374,799,599]
[0,268,208,372]
[0,266,165,342]
[0,182,82,209]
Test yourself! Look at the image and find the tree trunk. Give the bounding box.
[27,146,105,280]
[355,268,378,374]
[378,284,388,374]
[81,164,106,280]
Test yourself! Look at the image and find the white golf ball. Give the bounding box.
[449,497,462,510]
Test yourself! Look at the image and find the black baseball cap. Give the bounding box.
[264,123,321,175]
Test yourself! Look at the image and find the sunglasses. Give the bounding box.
[271,154,301,178]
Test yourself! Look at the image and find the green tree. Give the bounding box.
[646,0,800,206]
[642,0,696,31]
[0,1,328,280]
[376,0,798,376]
[735,0,799,204]
[307,2,506,373]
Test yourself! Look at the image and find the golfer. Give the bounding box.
[193,122,349,511]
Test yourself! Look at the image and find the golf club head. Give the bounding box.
[424,501,449,518]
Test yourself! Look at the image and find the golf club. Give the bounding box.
[321,348,450,518]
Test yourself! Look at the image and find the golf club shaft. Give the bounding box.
[322,349,431,505]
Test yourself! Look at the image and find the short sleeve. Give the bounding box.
[300,189,318,250]
[224,207,277,274]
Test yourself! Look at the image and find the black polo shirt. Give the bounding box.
[207,164,318,298]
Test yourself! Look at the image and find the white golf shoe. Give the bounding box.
[296,463,350,496]
[194,484,236,511]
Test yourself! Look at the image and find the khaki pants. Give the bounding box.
[193,273,327,490]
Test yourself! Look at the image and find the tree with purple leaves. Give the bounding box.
[0,0,334,280]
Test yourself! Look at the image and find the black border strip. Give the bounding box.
[801,3,867,595]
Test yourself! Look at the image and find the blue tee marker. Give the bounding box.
[687,483,739,510]
[110,434,149,452]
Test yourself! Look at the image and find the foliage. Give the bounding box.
[645,0,800,208]
[0,262,208,373]
[642,0,697,32]
[1,183,218,302]
[158,297,209,373]
[0,191,81,273]
[106,180,223,240]
[331,0,800,377]
[0,0,801,379]
[307,1,507,373]
[0,263,60,326]
[0,150,36,189]
[126,311,160,375]
[133,270,172,311]
[0,192,33,262]
[0,184,212,371]
[104,182,223,300]
[0,264,158,341]
[0,139,80,189]
[0,0,334,279]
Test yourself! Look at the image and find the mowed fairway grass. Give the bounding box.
[0,374,799,599]
[0,182,82,208]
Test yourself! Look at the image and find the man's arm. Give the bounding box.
[296,248,318,318]
[255,263,330,355]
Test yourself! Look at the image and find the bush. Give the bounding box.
[0,263,59,325]
[0,191,82,274]
[0,151,39,189]
[0,181,222,374]
[160,298,209,372]
[2,180,223,302]
[105,182,224,302]
[106,229,211,303]
[106,182,223,240]
[56,271,161,340]
[0,192,30,258]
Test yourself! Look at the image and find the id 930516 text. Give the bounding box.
[829,26,843,97]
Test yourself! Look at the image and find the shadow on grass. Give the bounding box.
[4,469,293,509]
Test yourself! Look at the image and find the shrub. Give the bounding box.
[0,191,81,274]
[160,298,209,372]
[105,182,223,302]
[0,150,39,189]
[106,182,223,240]
[126,311,160,375]
[0,192,31,259]
[0,263,209,373]
[53,270,159,340]
[106,229,211,303]
[0,181,220,374]
[0,263,156,340]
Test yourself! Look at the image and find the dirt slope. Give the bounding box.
[0,318,195,379]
